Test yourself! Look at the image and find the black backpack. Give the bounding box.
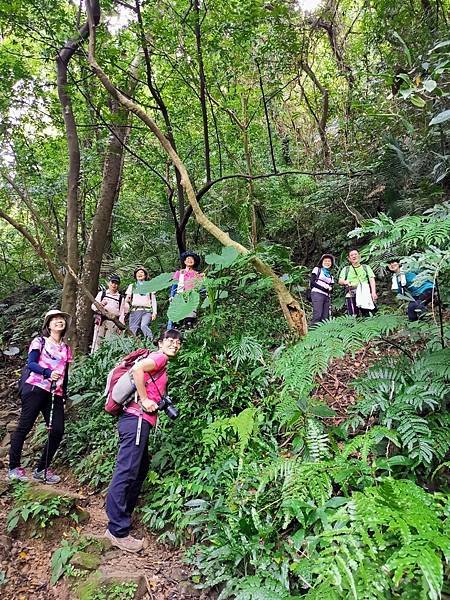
[95,290,125,324]
[17,336,44,396]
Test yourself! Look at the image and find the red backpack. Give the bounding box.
[104,348,152,416]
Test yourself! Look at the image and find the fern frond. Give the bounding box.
[305,419,330,462]
[226,335,265,368]
[275,315,404,421]
[342,426,400,463]
[396,411,433,464]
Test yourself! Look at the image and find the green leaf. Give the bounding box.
[422,79,437,92]
[167,291,200,323]
[134,272,174,294]
[392,31,412,66]
[410,95,426,108]
[205,246,239,270]
[429,40,450,53]
[309,403,337,418]
[429,109,450,126]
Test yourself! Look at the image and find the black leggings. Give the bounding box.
[9,384,65,471]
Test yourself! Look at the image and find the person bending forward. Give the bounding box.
[105,329,182,553]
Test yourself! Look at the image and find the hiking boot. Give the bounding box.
[7,467,28,482]
[32,469,61,484]
[104,529,143,553]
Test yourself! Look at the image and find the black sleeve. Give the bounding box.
[309,271,318,288]
[28,348,52,379]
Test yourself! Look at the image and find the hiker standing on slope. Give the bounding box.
[8,310,73,484]
[91,274,128,353]
[387,259,435,321]
[125,267,157,340]
[168,251,203,329]
[105,329,183,553]
[339,249,377,317]
[309,254,335,326]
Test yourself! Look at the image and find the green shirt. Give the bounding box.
[339,264,375,287]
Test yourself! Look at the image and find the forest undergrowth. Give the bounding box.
[1,211,450,598]
[61,260,450,599]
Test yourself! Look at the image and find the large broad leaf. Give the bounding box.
[133,272,174,294]
[429,109,450,126]
[167,291,200,323]
[205,246,239,270]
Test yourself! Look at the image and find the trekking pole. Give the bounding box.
[91,321,101,354]
[44,381,56,484]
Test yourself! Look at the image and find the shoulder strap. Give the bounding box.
[344,266,349,280]
[101,290,106,302]
[119,293,124,309]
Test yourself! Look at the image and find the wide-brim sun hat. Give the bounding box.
[43,309,72,330]
[133,266,149,279]
[180,251,201,268]
[319,253,335,267]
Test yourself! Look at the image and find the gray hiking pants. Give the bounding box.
[128,310,153,339]
[311,291,330,326]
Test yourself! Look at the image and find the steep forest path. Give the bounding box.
[0,357,213,600]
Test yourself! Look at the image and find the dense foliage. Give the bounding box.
[0,0,449,597]
[64,250,450,597]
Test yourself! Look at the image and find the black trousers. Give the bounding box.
[9,383,65,471]
[407,291,433,321]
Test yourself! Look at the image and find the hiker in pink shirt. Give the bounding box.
[105,329,183,553]
[169,251,203,329]
[8,310,73,484]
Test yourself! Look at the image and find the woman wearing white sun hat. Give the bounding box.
[8,309,73,484]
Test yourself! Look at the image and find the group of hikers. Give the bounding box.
[91,251,202,353]
[309,249,435,326]
[6,247,436,555]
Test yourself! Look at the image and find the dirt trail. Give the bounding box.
[0,357,213,600]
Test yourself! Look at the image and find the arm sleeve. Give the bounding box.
[367,266,375,279]
[28,349,52,379]
[309,268,319,287]
[151,293,157,314]
[338,268,346,281]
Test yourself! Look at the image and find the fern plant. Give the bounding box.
[299,478,450,600]
[346,347,450,468]
[274,314,404,425]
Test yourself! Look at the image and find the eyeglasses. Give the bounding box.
[165,339,182,347]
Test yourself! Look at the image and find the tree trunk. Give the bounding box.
[56,5,100,346]
[76,57,140,353]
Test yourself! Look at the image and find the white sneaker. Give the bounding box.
[8,467,28,482]
[104,529,143,553]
